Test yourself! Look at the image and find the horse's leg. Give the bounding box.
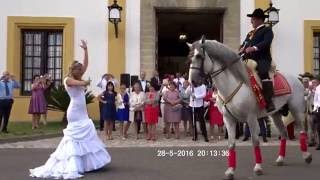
[271,112,288,166]
[247,116,263,175]
[223,117,237,180]
[290,109,313,164]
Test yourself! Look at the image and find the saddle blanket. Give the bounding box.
[247,70,291,110]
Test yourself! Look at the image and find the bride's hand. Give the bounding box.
[80,40,87,50]
[84,79,91,86]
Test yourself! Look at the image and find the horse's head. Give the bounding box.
[187,36,216,85]
[187,36,243,86]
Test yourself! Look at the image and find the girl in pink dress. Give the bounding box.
[205,87,224,140]
[144,85,159,141]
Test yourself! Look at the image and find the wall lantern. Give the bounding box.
[108,0,123,38]
[264,1,280,27]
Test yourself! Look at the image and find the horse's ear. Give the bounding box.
[186,42,192,48]
[201,35,206,44]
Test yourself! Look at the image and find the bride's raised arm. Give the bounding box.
[80,40,88,75]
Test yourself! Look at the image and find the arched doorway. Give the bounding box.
[156,9,224,78]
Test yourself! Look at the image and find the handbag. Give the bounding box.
[172,104,182,112]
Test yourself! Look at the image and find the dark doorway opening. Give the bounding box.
[156,9,224,78]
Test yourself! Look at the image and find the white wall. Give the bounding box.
[125,0,140,77]
[240,0,255,44]
[272,0,320,75]
[0,0,108,94]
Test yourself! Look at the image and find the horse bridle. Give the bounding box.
[189,46,240,79]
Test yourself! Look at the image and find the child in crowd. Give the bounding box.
[98,81,117,140]
[117,84,130,139]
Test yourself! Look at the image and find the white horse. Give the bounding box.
[188,37,312,180]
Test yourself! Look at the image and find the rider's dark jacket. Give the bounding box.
[242,25,274,79]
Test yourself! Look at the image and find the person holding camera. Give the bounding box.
[42,73,53,125]
[28,74,52,129]
[0,71,20,133]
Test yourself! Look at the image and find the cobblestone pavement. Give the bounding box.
[0,124,300,148]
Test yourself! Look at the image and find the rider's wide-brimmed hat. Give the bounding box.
[247,8,268,19]
[299,72,314,79]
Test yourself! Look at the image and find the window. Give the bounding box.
[313,32,320,75]
[21,30,63,95]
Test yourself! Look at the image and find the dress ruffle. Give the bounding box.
[29,119,111,179]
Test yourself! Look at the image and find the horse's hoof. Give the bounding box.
[254,169,263,176]
[276,156,284,166]
[276,161,284,166]
[222,174,234,180]
[305,154,312,164]
[254,164,263,176]
[223,168,234,180]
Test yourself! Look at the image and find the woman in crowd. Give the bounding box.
[98,81,117,140]
[163,81,182,139]
[28,74,51,129]
[180,80,192,136]
[116,84,130,139]
[144,84,159,141]
[130,82,145,139]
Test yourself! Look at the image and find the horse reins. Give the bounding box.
[189,46,244,121]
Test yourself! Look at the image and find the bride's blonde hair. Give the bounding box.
[67,61,83,79]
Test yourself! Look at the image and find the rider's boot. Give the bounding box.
[262,80,276,112]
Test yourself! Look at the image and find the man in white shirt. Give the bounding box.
[159,79,169,130]
[301,77,317,147]
[96,74,109,131]
[97,74,118,92]
[173,73,185,92]
[312,76,320,150]
[186,79,209,142]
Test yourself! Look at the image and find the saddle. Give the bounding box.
[245,59,291,109]
[245,59,276,87]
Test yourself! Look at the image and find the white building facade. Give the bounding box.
[0,0,319,121]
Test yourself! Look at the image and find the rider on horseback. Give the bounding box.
[240,8,275,112]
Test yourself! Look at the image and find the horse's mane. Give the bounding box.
[202,40,250,85]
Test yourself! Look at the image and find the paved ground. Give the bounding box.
[0,146,319,180]
[0,124,318,180]
[0,124,301,148]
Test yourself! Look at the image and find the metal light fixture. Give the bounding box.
[178,26,188,42]
[108,0,122,38]
[264,1,280,27]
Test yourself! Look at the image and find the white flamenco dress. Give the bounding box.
[30,78,111,179]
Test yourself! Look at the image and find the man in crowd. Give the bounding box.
[173,72,185,92]
[187,79,209,142]
[311,75,320,150]
[0,71,20,133]
[139,71,149,93]
[242,117,268,142]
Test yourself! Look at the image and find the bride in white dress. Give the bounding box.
[30,40,111,179]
